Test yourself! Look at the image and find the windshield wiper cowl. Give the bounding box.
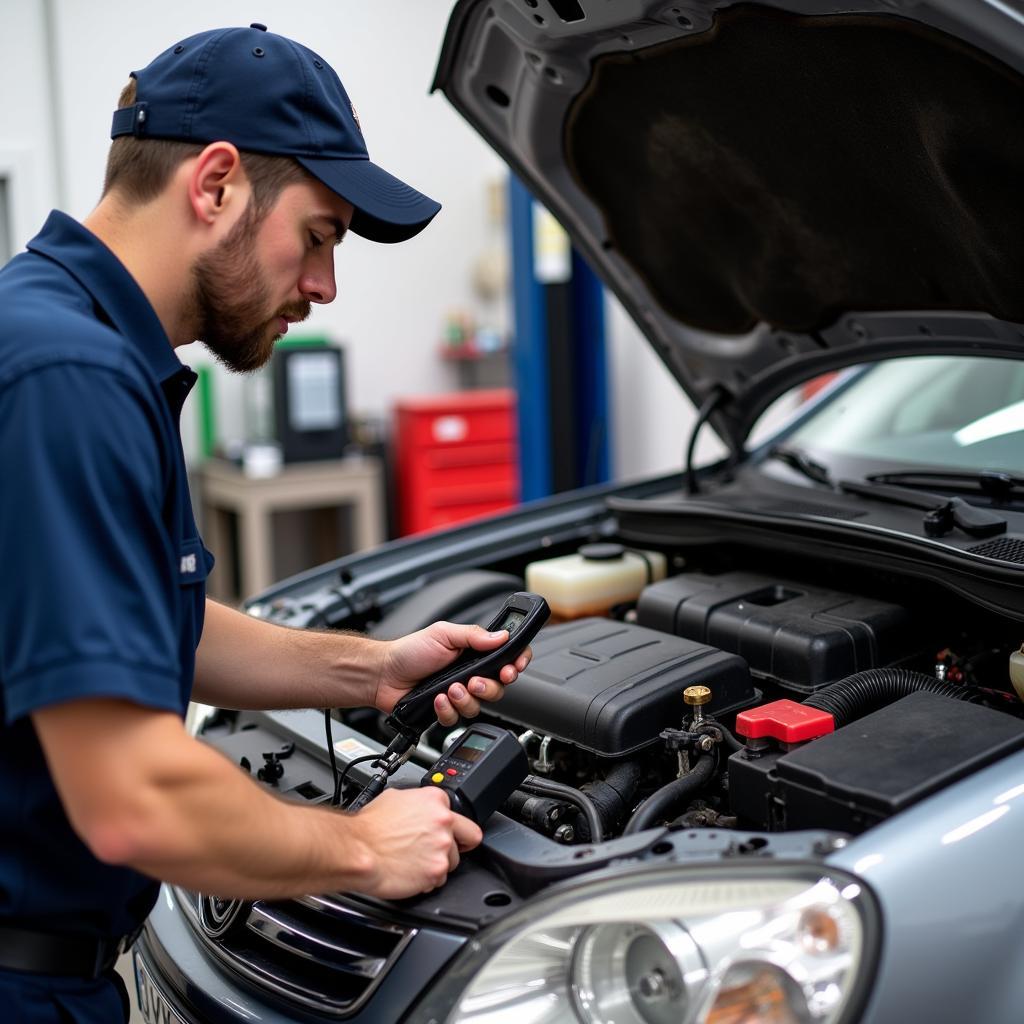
[867,470,1024,501]
[838,479,1007,539]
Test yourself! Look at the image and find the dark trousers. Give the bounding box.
[0,966,130,1022]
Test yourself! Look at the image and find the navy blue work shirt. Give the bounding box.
[0,211,212,941]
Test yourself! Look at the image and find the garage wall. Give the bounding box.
[2,0,694,481]
[606,295,727,478]
[0,1,61,250]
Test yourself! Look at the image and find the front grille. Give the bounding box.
[180,889,415,1017]
[968,535,1024,564]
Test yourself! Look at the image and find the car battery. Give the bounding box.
[729,691,1024,834]
[494,618,757,756]
[636,571,918,695]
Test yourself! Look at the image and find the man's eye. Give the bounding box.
[309,232,325,249]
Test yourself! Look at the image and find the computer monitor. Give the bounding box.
[271,343,347,462]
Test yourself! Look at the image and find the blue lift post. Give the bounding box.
[508,176,610,502]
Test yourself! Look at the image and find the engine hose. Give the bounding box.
[520,775,604,844]
[502,791,565,836]
[580,760,645,839]
[695,721,744,754]
[623,755,715,835]
[803,668,976,727]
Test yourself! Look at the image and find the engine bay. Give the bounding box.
[330,542,1024,850]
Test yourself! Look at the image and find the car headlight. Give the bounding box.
[410,863,878,1024]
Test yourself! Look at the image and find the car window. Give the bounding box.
[785,356,1024,473]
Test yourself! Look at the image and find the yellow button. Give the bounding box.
[431,772,444,784]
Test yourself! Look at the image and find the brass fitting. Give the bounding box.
[684,685,712,728]
[683,685,712,706]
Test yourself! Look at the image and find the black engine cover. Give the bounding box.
[636,571,917,695]
[494,619,755,756]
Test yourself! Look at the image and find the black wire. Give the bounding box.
[324,709,339,802]
[336,754,382,808]
[324,709,383,808]
[694,720,744,754]
[685,388,728,495]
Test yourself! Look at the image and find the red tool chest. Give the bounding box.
[394,389,519,536]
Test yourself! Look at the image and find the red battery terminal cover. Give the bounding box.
[735,699,835,744]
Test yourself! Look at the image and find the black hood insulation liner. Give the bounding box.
[566,6,1024,334]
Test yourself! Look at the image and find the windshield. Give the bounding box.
[786,356,1024,474]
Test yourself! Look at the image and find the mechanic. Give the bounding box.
[0,24,531,1024]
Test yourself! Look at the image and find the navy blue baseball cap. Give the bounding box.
[111,24,440,243]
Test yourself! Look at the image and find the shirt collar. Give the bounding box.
[27,210,184,384]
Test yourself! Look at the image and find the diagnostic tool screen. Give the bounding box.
[501,611,526,634]
[453,732,493,764]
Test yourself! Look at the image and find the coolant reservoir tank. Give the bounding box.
[525,543,667,619]
[1009,645,1024,702]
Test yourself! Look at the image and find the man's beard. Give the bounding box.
[188,205,310,373]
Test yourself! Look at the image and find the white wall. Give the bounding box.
[606,294,726,478]
[0,0,61,245]
[2,0,691,479]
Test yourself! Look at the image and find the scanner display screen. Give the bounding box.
[452,732,493,763]
[501,611,526,633]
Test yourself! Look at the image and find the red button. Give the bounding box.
[735,699,835,743]
[446,768,458,777]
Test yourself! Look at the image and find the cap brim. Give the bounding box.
[297,156,441,243]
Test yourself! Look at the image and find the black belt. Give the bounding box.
[0,922,141,978]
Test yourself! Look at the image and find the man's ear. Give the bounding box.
[187,142,248,226]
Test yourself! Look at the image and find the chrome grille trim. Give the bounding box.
[246,903,387,977]
[177,887,416,1018]
[296,893,408,937]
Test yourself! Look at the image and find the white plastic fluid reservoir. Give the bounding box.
[1009,645,1024,702]
[525,543,667,619]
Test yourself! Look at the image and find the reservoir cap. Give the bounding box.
[579,543,625,561]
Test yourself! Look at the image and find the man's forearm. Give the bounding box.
[108,726,378,899]
[34,698,474,901]
[194,599,384,710]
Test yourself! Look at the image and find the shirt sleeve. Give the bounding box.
[0,361,183,723]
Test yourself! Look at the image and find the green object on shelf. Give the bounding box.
[196,365,216,459]
[276,334,330,349]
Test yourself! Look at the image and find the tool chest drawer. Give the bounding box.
[394,389,519,535]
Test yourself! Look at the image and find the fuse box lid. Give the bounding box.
[777,691,1024,817]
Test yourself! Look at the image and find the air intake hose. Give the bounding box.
[580,760,644,840]
[519,775,604,844]
[623,755,715,835]
[803,668,976,727]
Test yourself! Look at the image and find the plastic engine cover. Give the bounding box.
[636,572,917,695]
[493,619,755,756]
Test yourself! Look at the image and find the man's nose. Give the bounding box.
[300,258,337,304]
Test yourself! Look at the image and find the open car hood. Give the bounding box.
[433,1,1024,450]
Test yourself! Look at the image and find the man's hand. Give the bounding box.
[349,787,482,897]
[33,697,482,901]
[377,621,532,726]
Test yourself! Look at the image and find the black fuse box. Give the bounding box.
[494,618,757,756]
[729,691,1024,834]
[636,571,918,696]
